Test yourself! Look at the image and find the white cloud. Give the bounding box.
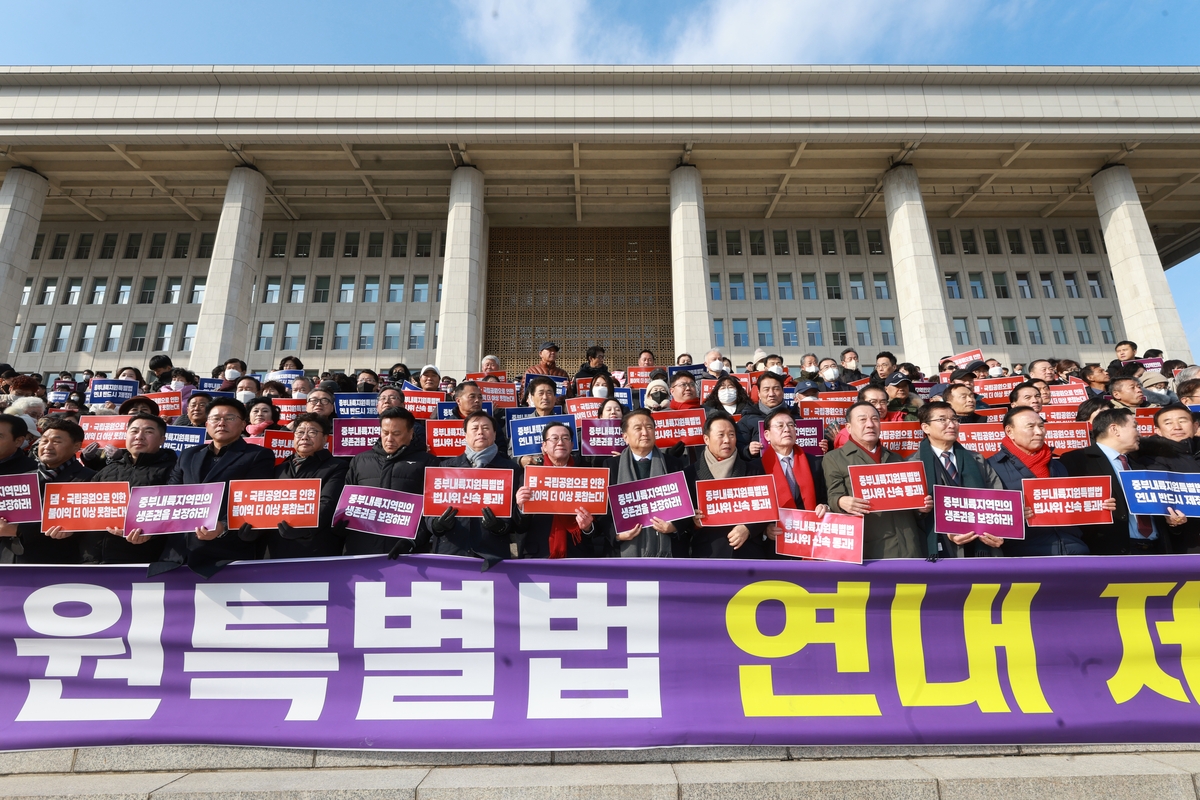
[667,0,975,65]
[453,0,649,64]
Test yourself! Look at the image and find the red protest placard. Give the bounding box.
[479,382,520,409]
[465,371,507,382]
[958,424,1006,456]
[1048,383,1091,405]
[775,508,864,564]
[848,378,871,388]
[799,400,853,429]
[575,377,593,395]
[950,349,984,369]
[332,419,381,457]
[424,467,514,518]
[42,482,129,532]
[271,397,307,424]
[403,391,445,419]
[427,419,467,457]
[1043,422,1091,454]
[1041,404,1081,423]
[731,373,753,393]
[975,377,1023,403]
[696,475,778,527]
[1022,476,1113,527]
[1135,408,1156,438]
[80,416,134,449]
[228,479,321,529]
[625,367,654,388]
[700,379,716,398]
[650,409,706,446]
[521,466,609,514]
[879,422,924,458]
[141,391,182,416]
[912,381,935,400]
[818,391,858,402]
[848,462,928,511]
[263,429,295,466]
[565,397,603,419]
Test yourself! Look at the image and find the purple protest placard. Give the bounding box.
[607,471,695,529]
[332,485,423,539]
[580,418,624,457]
[934,484,1025,540]
[793,419,824,456]
[0,474,41,524]
[332,419,381,457]
[124,483,223,536]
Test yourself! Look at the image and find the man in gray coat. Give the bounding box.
[823,402,933,559]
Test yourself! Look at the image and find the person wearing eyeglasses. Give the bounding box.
[514,421,602,558]
[907,400,1005,559]
[265,412,348,559]
[302,388,337,422]
[152,397,275,577]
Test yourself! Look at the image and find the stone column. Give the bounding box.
[1092,165,1192,362]
[669,166,712,359]
[190,167,266,373]
[882,164,956,374]
[436,166,487,376]
[0,167,49,356]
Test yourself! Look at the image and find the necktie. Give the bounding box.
[781,455,800,503]
[941,451,959,485]
[1117,454,1154,537]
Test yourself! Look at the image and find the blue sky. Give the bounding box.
[4,0,1197,355]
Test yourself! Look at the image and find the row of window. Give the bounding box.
[712,317,899,350]
[21,276,206,307]
[263,230,445,260]
[943,270,1107,301]
[709,228,887,258]
[951,315,1117,347]
[711,271,892,302]
[256,274,441,305]
[12,318,442,356]
[936,227,1100,257]
[31,231,215,262]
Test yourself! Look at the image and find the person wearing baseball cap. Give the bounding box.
[418,364,442,393]
[526,342,569,379]
[886,372,922,419]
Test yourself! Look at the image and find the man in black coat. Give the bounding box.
[0,414,40,562]
[346,406,438,556]
[1137,404,1200,552]
[153,397,275,576]
[90,413,178,564]
[267,412,349,559]
[684,412,768,558]
[1060,407,1186,555]
[12,417,95,564]
[415,410,523,567]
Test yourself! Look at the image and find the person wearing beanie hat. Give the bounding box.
[643,377,671,411]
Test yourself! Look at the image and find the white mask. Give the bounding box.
[591,385,609,398]
[708,360,724,373]
[224,368,241,381]
[235,390,255,404]
[844,359,858,371]
[768,365,784,375]
[170,381,185,391]
[821,367,840,382]
[717,388,738,405]
[988,366,1005,377]
[293,391,307,401]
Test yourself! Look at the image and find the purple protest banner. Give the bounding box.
[124,483,223,536]
[332,485,423,539]
[758,417,822,455]
[0,474,41,524]
[580,418,624,457]
[3,555,1200,750]
[332,419,381,457]
[933,485,1025,540]
[607,471,695,529]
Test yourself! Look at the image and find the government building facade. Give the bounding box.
[0,65,1195,377]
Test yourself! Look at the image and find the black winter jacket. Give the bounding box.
[16,458,96,564]
[267,449,350,558]
[88,448,178,564]
[987,447,1089,556]
[417,452,524,562]
[344,440,437,555]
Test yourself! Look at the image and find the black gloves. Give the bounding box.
[481,507,510,535]
[277,521,310,540]
[430,507,459,534]
[387,538,415,560]
[236,522,260,541]
[669,441,687,458]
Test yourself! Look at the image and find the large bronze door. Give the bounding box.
[483,228,674,373]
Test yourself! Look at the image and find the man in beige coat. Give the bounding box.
[823,401,933,559]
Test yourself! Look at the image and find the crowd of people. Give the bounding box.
[0,335,1197,573]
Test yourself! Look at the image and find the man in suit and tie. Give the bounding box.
[759,406,830,551]
[153,397,275,576]
[1060,407,1187,555]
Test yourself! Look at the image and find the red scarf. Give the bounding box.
[851,438,883,463]
[547,457,584,558]
[670,397,701,411]
[761,445,818,510]
[1002,436,1052,478]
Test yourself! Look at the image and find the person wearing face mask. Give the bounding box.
[763,354,795,387]
[411,411,524,568]
[148,354,175,391]
[87,414,178,564]
[642,375,672,412]
[291,376,313,400]
[701,349,726,381]
[683,412,771,559]
[218,359,247,391]
[703,375,752,418]
[515,421,604,558]
[5,418,94,564]
[234,376,261,406]
[260,380,288,399]
[839,349,864,383]
[589,373,618,401]
[387,363,412,386]
[817,358,853,392]
[798,353,821,380]
[356,369,380,394]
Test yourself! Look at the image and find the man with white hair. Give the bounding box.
[481,355,502,374]
[8,397,45,422]
[702,349,725,380]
